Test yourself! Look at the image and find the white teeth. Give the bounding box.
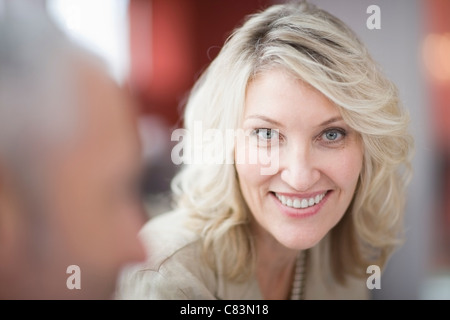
[275,192,327,209]
[300,199,308,209]
[314,195,321,204]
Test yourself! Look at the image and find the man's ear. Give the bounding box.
[0,161,25,262]
[0,160,33,299]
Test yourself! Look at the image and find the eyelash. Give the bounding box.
[316,127,347,145]
[249,128,281,148]
[250,127,347,146]
[251,128,279,140]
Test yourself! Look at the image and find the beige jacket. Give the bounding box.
[115,209,370,300]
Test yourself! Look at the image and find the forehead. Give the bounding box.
[75,61,139,146]
[245,68,340,119]
[41,60,142,177]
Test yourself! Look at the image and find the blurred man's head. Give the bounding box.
[0,3,146,299]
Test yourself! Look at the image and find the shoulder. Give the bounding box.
[138,209,200,269]
[305,238,370,300]
[115,209,217,299]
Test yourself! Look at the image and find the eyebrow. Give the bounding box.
[244,115,283,127]
[244,115,344,128]
[318,116,344,127]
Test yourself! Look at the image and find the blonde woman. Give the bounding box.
[116,0,413,300]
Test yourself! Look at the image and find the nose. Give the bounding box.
[280,142,320,192]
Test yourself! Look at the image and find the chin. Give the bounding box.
[274,229,327,251]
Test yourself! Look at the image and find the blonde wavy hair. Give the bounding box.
[171,0,414,284]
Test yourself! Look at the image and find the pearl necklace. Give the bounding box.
[290,250,307,300]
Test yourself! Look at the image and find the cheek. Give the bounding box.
[235,142,269,189]
[235,144,274,207]
[235,131,279,173]
[235,162,263,193]
[48,156,115,248]
[324,145,363,192]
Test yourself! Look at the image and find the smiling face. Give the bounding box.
[235,68,363,251]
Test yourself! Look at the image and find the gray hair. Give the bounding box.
[0,2,106,167]
[0,2,109,225]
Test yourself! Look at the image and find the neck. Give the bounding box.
[251,221,299,300]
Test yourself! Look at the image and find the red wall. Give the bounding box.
[128,0,272,128]
[424,0,450,150]
[423,0,450,268]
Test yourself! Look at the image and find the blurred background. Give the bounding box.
[4,0,448,299]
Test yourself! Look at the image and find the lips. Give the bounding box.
[273,191,328,209]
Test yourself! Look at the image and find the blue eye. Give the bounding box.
[254,128,279,141]
[321,128,346,143]
[324,130,340,140]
